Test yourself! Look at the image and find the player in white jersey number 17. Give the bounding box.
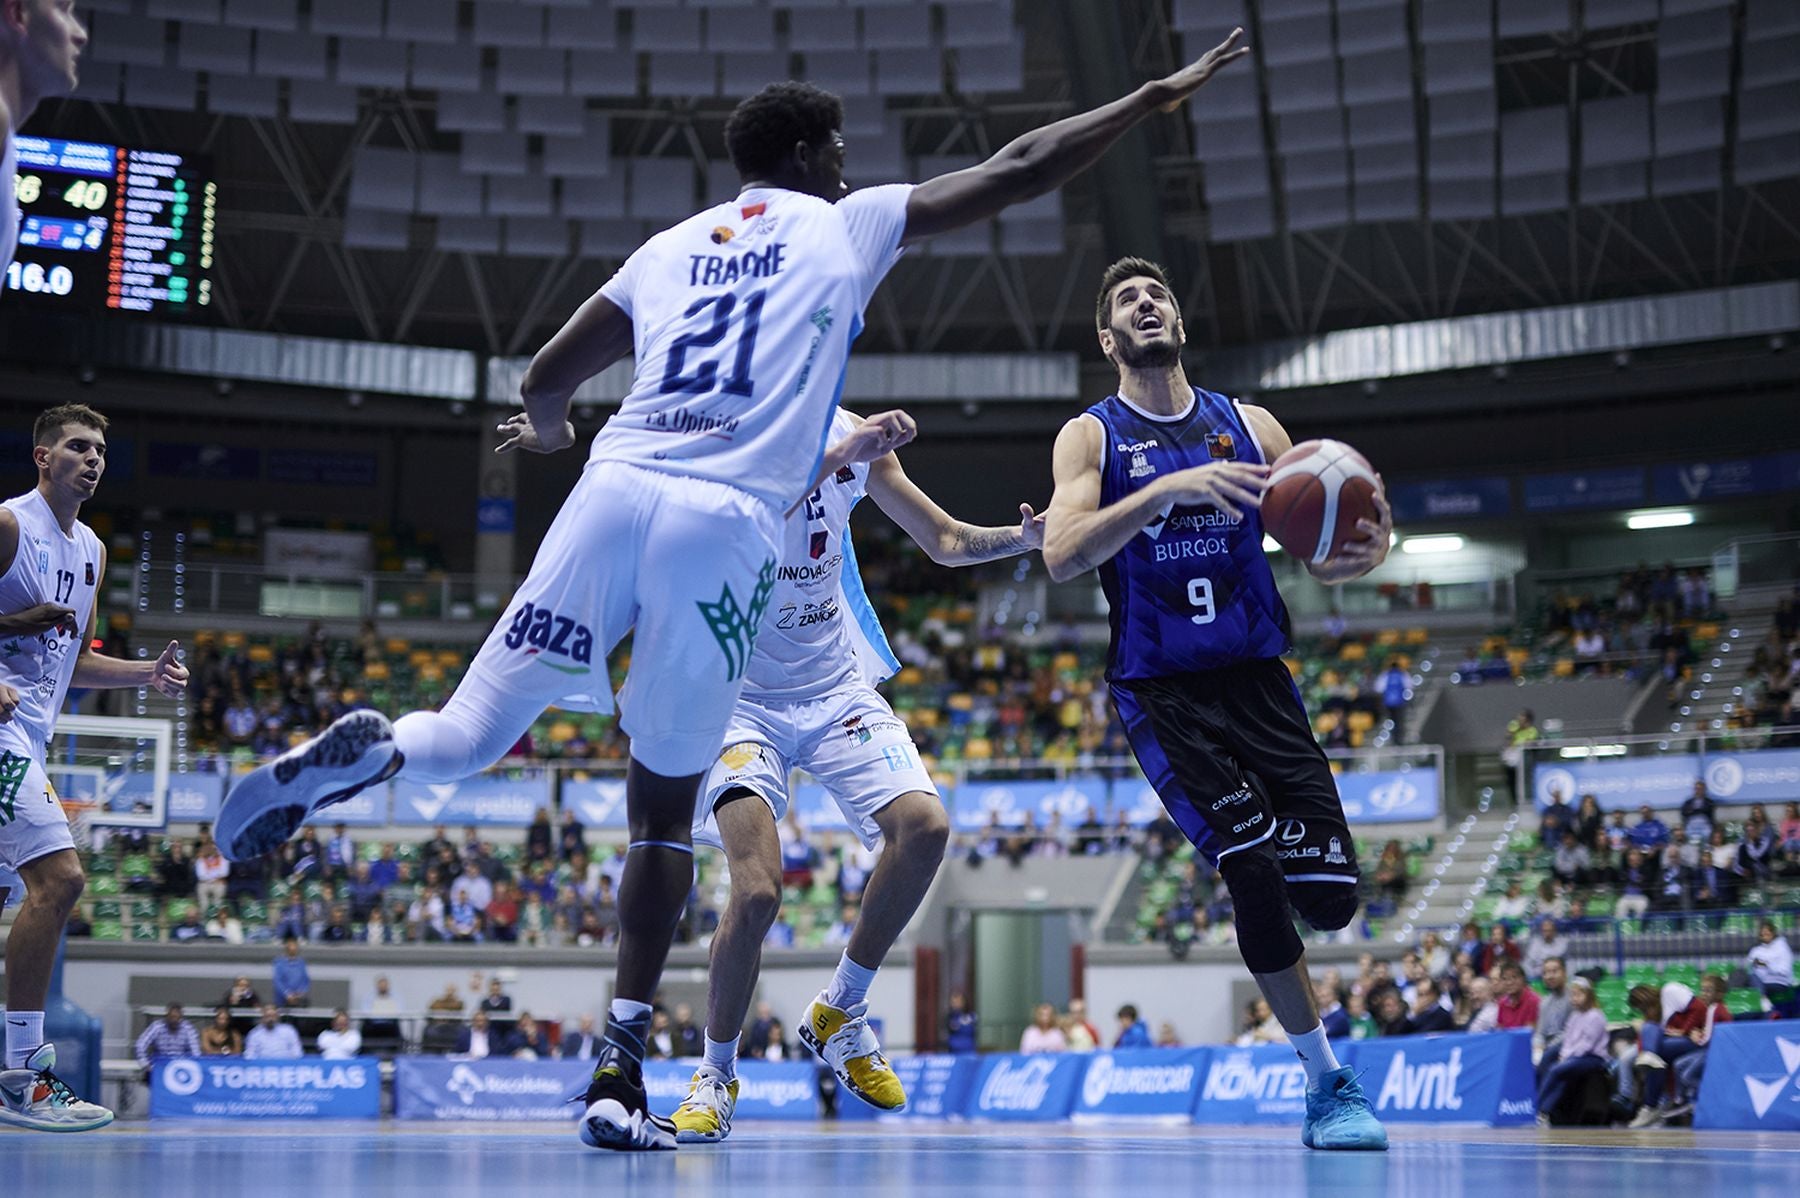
[0,405,188,1133]
[671,409,1042,1142]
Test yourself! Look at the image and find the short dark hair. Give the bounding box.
[1095,256,1178,332]
[724,82,843,181]
[1117,1004,1138,1021]
[33,403,107,447]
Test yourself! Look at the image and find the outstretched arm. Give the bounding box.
[1239,403,1392,585]
[505,292,636,454]
[900,30,1250,245]
[865,450,1043,566]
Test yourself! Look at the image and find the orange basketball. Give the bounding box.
[1261,439,1383,566]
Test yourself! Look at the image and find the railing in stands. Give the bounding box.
[1712,531,1800,600]
[1554,907,1799,980]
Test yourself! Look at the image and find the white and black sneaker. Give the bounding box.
[579,1062,677,1152]
[215,710,402,862]
[0,1045,114,1133]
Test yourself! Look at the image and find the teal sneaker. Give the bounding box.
[1302,1066,1388,1151]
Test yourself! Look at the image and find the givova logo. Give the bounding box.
[503,602,594,674]
[1744,1035,1800,1118]
[1376,1047,1463,1111]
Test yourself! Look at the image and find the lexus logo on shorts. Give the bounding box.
[1276,819,1306,847]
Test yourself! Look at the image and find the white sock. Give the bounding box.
[5,1011,45,1070]
[824,950,879,1010]
[702,1034,739,1080]
[1288,1023,1340,1088]
[609,998,653,1024]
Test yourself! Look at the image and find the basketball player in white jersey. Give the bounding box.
[668,408,1041,1141]
[215,31,1251,1151]
[1,0,88,271]
[0,404,187,1132]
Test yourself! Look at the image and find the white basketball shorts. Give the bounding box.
[0,739,74,885]
[695,681,938,850]
[461,458,782,778]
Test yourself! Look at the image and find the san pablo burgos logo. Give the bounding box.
[1744,1035,1800,1119]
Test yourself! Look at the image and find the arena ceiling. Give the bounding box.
[34,0,1800,361]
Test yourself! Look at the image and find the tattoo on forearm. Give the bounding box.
[951,524,1022,562]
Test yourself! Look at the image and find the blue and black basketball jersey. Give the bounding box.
[1087,387,1292,681]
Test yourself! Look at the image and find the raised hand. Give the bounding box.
[1018,502,1047,551]
[151,639,189,697]
[1308,481,1394,584]
[1153,27,1252,114]
[834,410,919,466]
[495,412,577,455]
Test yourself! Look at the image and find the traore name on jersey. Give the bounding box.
[1088,388,1292,682]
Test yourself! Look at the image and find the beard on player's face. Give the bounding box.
[1107,312,1183,371]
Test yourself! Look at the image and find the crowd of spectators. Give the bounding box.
[1540,563,1714,679]
[1739,591,1800,733]
[1535,785,1800,912]
[1000,997,1182,1055]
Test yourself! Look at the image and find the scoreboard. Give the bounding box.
[7,136,215,315]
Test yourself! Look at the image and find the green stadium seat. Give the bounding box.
[131,923,160,942]
[91,921,124,941]
[88,874,119,897]
[91,899,121,920]
[240,901,267,923]
[128,898,158,923]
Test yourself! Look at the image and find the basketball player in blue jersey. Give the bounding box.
[217,36,1253,1152]
[1,0,89,273]
[1043,259,1392,1150]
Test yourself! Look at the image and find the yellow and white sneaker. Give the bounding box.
[799,994,906,1112]
[672,1068,740,1144]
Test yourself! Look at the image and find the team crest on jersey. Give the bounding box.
[719,742,761,772]
[1326,837,1348,865]
[842,716,871,745]
[710,226,734,244]
[1128,451,1156,480]
[834,465,856,484]
[34,543,48,576]
[1205,432,1237,460]
[809,531,829,560]
[84,561,93,586]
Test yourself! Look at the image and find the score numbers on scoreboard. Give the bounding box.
[7,135,215,315]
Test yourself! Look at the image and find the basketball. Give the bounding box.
[1260,439,1384,567]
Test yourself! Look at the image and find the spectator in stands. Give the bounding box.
[1740,808,1777,882]
[367,844,399,891]
[420,825,453,864]
[1155,1022,1183,1048]
[222,975,259,1011]
[522,809,552,864]
[449,859,493,914]
[1377,660,1411,716]
[1605,811,1631,855]
[1494,962,1541,1031]
[946,992,979,1054]
[1372,840,1407,905]
[407,886,447,941]
[1113,1003,1150,1049]
[1629,982,1710,1127]
[195,842,230,912]
[454,1010,494,1060]
[317,1009,362,1059]
[1313,981,1349,1039]
[1679,781,1716,844]
[1629,805,1671,853]
[273,936,310,1007]
[1653,843,1693,912]
[1456,921,1484,963]
[343,861,382,921]
[1779,803,1800,873]
[1552,833,1591,887]
[135,1004,201,1073]
[1066,999,1101,1051]
[324,823,356,881]
[1406,979,1455,1034]
[1616,848,1652,920]
[1668,975,1732,1117]
[1540,788,1575,847]
[1748,920,1796,1011]
[200,1006,241,1056]
[561,1014,601,1060]
[824,903,858,947]
[763,911,795,948]
[1535,977,1608,1126]
[753,1021,791,1062]
[1493,881,1530,923]
[318,904,354,944]
[671,1003,703,1058]
[1345,992,1377,1040]
[502,1012,550,1060]
[245,1005,302,1059]
[1371,989,1410,1037]
[1418,931,1450,978]
[446,894,481,942]
[169,908,206,943]
[1576,795,1605,850]
[1535,958,1572,1066]
[1502,711,1540,800]
[477,978,511,1024]
[362,976,402,1047]
[1021,1003,1068,1053]
[1524,919,1569,980]
[1463,978,1500,1033]
[427,983,463,1026]
[558,809,585,861]
[155,839,193,899]
[1480,924,1521,975]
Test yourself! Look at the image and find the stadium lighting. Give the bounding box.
[1559,744,1627,759]
[1400,535,1464,555]
[1627,509,1694,530]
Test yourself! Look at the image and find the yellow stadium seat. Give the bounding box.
[409,649,435,667]
[364,661,391,681]
[384,638,410,656]
[1314,712,1341,735]
[1506,648,1530,668]
[1320,669,1340,688]
[947,693,975,712]
[1347,711,1375,733]
[1283,657,1302,677]
[1052,652,1080,673]
[1404,628,1429,645]
[1695,622,1720,640]
[222,631,246,652]
[1340,642,1367,662]
[1553,659,1575,677]
[964,738,993,761]
[911,707,940,729]
[1375,629,1400,646]
[548,720,577,746]
[418,664,444,683]
[436,649,463,667]
[247,644,274,664]
[895,667,924,687]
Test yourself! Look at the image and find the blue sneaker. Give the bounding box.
[215,710,401,862]
[1302,1066,1388,1151]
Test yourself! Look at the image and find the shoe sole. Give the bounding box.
[674,1125,728,1144]
[0,1109,115,1133]
[798,1010,907,1113]
[215,712,397,862]
[580,1099,676,1152]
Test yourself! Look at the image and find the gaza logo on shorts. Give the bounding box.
[719,742,761,772]
[503,602,594,675]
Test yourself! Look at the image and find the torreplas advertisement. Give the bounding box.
[151,1057,380,1119]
